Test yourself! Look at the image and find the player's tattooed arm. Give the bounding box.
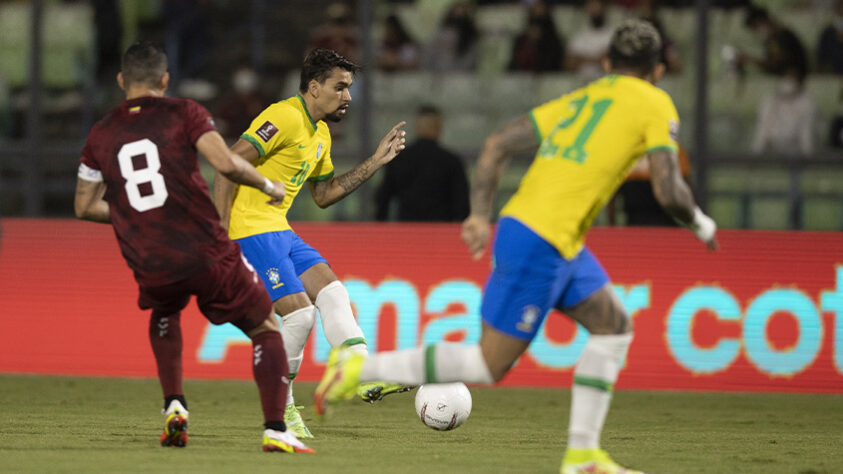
[74,178,110,223]
[307,159,375,208]
[470,114,538,219]
[308,122,406,208]
[647,149,695,224]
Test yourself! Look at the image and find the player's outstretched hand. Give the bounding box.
[264,180,286,205]
[461,215,491,260]
[704,235,720,251]
[374,121,407,165]
[690,207,719,251]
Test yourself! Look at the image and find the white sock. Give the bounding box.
[279,306,316,407]
[315,281,368,355]
[568,333,633,450]
[359,343,494,385]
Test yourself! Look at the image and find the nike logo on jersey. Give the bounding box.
[298,144,307,149]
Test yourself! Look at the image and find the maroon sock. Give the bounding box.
[149,311,183,399]
[251,331,288,425]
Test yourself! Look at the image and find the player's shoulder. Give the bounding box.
[251,98,300,128]
[611,75,676,112]
[162,96,208,114]
[627,76,673,102]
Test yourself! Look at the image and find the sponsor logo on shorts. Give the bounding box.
[266,267,285,290]
[256,121,278,142]
[516,305,540,333]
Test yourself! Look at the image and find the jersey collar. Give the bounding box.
[295,94,318,131]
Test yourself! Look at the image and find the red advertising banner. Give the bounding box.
[0,219,841,393]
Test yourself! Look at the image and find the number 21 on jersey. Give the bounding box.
[117,138,168,212]
[538,95,613,164]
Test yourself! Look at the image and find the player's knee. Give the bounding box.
[281,305,317,330]
[315,280,348,308]
[243,313,279,339]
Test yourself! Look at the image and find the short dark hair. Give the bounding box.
[607,20,662,76]
[299,49,360,93]
[744,5,770,28]
[416,104,440,117]
[121,41,168,88]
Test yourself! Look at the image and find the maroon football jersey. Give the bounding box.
[80,97,238,286]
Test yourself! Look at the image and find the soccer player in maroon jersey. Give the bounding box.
[73,41,313,453]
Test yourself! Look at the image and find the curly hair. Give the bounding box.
[607,20,663,76]
[299,48,360,93]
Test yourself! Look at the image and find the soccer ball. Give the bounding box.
[414,383,472,431]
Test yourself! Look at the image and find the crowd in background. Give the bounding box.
[0,0,840,226]
[0,0,839,152]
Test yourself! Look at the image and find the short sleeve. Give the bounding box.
[529,96,569,143]
[240,104,292,158]
[184,99,217,145]
[643,92,680,154]
[78,136,103,182]
[308,139,335,182]
[79,136,99,170]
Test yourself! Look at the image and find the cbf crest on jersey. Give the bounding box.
[266,267,284,289]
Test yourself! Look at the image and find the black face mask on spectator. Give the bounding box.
[591,15,606,28]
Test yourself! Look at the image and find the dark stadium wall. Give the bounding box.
[1,219,842,393]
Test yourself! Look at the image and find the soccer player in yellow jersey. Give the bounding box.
[214,49,407,439]
[315,21,718,473]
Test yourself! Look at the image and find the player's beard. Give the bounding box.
[325,112,344,123]
[325,105,349,122]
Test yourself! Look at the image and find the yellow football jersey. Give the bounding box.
[228,94,335,240]
[501,74,680,259]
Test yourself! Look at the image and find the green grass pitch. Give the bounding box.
[1,374,841,473]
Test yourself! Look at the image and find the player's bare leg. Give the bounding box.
[302,263,412,402]
[314,323,520,415]
[560,284,640,474]
[149,309,190,447]
[272,292,316,438]
[245,313,314,453]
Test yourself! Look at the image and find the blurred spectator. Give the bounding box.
[612,147,692,226]
[508,0,565,73]
[423,2,479,73]
[830,87,843,148]
[741,5,809,78]
[215,67,273,142]
[375,105,469,222]
[91,0,123,82]
[751,67,817,157]
[376,14,420,72]
[638,0,682,73]
[566,0,615,80]
[163,0,215,99]
[817,0,843,74]
[308,2,361,64]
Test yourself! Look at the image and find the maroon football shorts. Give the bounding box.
[137,246,272,333]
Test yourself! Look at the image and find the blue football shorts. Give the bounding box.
[235,230,328,302]
[481,217,610,341]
